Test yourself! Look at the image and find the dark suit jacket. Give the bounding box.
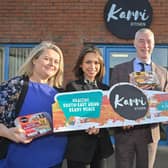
[111,59,168,91]
[65,79,114,163]
[111,59,168,143]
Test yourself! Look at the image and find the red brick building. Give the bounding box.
[0,2,168,165]
[0,0,167,85]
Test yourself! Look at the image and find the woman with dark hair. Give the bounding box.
[65,45,114,168]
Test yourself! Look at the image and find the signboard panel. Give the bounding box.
[52,83,168,132]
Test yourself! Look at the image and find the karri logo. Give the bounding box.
[104,0,153,39]
[108,83,148,120]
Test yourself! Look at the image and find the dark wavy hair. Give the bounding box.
[73,45,105,81]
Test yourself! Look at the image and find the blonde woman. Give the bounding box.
[0,41,67,168]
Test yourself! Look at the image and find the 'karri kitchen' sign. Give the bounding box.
[109,83,148,120]
[104,0,153,39]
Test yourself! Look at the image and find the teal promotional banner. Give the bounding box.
[55,90,103,119]
[52,83,168,132]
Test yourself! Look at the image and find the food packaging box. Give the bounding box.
[14,112,52,138]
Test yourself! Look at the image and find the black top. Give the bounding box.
[65,79,114,163]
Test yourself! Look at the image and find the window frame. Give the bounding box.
[0,43,36,81]
[96,44,168,84]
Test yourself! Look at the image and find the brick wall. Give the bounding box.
[0,0,167,84]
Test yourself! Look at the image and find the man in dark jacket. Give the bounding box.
[111,28,168,168]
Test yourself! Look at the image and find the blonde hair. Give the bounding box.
[18,41,64,87]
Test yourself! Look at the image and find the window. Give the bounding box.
[0,47,4,82]
[0,44,35,83]
[96,44,168,84]
[9,48,32,78]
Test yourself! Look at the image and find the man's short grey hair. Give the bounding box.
[135,28,154,40]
